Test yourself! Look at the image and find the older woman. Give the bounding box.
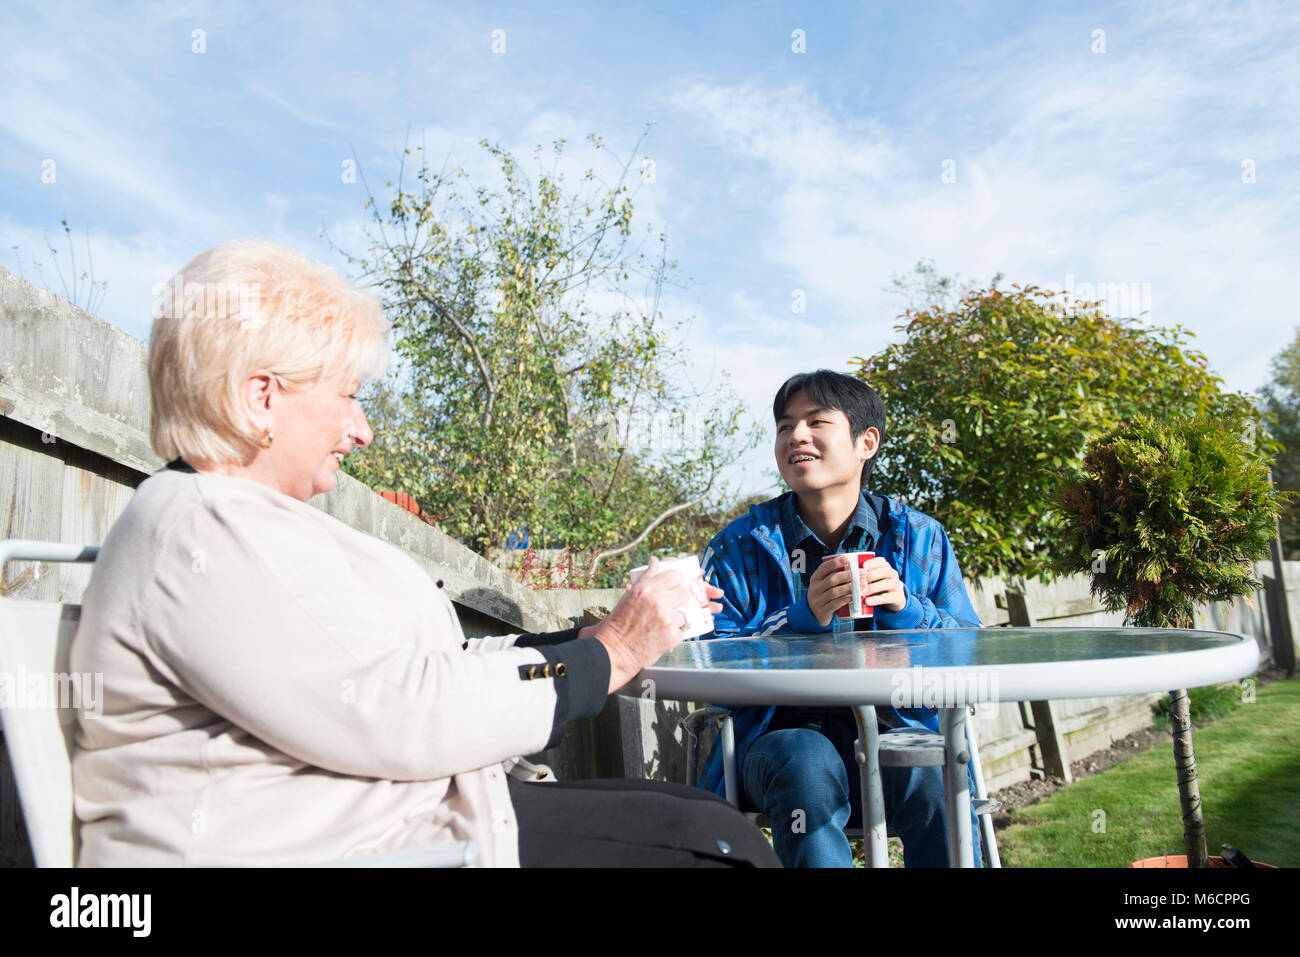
[69,239,777,868]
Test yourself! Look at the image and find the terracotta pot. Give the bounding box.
[1129,855,1277,868]
[375,489,438,528]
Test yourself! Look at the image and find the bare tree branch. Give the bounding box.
[588,467,718,577]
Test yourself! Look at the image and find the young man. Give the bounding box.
[697,369,983,867]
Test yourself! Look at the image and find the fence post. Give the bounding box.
[1005,586,1073,784]
[1267,538,1297,674]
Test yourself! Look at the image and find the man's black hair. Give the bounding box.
[773,369,886,488]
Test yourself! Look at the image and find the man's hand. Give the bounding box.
[807,557,855,626]
[807,555,907,626]
[590,558,724,693]
[862,556,907,615]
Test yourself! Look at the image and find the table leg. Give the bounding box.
[721,713,740,808]
[852,705,888,868]
[965,705,1000,868]
[941,707,973,868]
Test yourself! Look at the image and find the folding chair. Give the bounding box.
[682,704,1001,867]
[0,538,474,867]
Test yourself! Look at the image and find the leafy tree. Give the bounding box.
[1051,413,1284,628]
[329,133,754,575]
[1257,328,1300,557]
[850,283,1275,582]
[1048,412,1289,866]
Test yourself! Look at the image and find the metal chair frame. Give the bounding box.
[683,702,1002,868]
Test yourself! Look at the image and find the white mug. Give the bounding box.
[628,556,714,639]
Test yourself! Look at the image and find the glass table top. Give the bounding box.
[653,627,1249,671]
[638,627,1259,706]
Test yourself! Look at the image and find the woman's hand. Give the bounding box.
[591,558,723,694]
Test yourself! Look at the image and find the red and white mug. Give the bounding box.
[821,551,875,619]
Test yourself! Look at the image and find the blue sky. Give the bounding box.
[3,0,1297,498]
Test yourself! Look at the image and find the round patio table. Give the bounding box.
[639,626,1260,868]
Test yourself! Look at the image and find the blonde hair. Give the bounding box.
[148,239,389,464]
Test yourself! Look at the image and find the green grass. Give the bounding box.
[1000,677,1300,867]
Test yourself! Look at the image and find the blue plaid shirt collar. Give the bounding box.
[778,489,881,556]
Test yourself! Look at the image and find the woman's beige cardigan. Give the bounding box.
[70,466,596,867]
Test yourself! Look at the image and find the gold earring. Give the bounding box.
[259,429,274,449]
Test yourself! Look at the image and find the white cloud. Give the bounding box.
[0,5,238,238]
[244,81,350,131]
[667,81,904,182]
[662,7,1299,431]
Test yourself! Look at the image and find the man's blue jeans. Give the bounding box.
[742,717,984,868]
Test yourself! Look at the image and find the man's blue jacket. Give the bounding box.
[695,490,982,799]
